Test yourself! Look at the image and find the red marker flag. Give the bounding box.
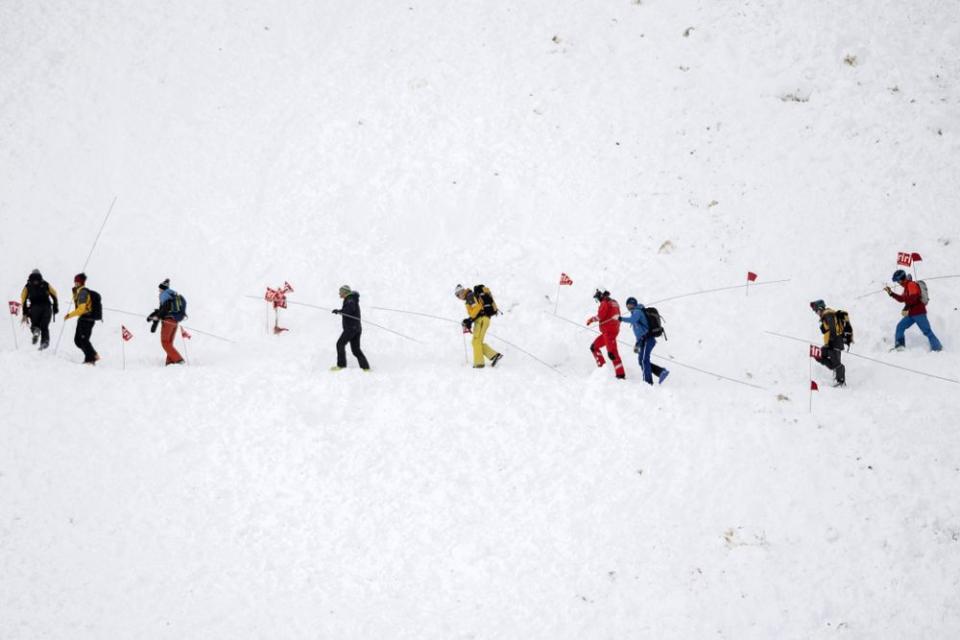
[8,301,21,315]
[121,325,133,341]
[181,327,192,340]
[911,252,923,262]
[559,273,573,286]
[265,287,287,309]
[746,272,758,282]
[810,380,819,391]
[809,345,821,359]
[282,281,294,294]
[896,252,912,267]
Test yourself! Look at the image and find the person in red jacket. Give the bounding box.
[884,270,942,351]
[586,289,625,379]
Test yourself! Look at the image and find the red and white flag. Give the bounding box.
[910,252,923,263]
[265,287,287,309]
[282,281,294,294]
[896,252,912,267]
[746,271,758,282]
[181,327,192,340]
[810,380,819,391]
[8,301,21,315]
[121,325,133,341]
[809,345,821,359]
[559,273,573,286]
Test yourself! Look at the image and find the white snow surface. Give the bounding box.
[2,1,960,638]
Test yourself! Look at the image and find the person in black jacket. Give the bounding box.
[330,285,370,371]
[20,269,59,349]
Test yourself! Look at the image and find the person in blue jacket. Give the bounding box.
[620,297,669,385]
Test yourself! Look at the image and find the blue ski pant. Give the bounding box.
[895,314,942,351]
[637,335,664,385]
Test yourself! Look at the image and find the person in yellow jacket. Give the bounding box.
[455,284,503,368]
[63,273,100,364]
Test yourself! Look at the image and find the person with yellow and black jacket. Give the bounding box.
[810,299,846,387]
[20,269,59,350]
[455,284,502,369]
[63,273,100,364]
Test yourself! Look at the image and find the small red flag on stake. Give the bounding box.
[282,281,294,294]
[809,345,821,359]
[746,272,758,282]
[810,380,819,391]
[896,252,912,267]
[8,301,21,315]
[121,325,133,341]
[559,273,573,286]
[910,253,922,262]
[181,327,192,340]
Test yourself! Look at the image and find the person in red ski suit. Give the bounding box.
[587,289,625,379]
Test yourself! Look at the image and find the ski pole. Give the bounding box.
[281,299,424,343]
[102,306,236,343]
[547,312,765,389]
[486,330,566,378]
[462,328,469,365]
[649,278,791,305]
[369,306,461,324]
[764,330,959,384]
[55,196,118,354]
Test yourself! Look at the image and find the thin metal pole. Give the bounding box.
[284,300,423,343]
[10,314,18,349]
[55,197,118,354]
[102,306,235,343]
[765,330,959,384]
[649,278,790,305]
[808,353,813,413]
[554,282,561,314]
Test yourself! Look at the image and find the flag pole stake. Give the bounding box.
[554,282,561,314]
[10,314,19,350]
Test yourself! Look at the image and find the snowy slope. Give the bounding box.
[2,1,960,638]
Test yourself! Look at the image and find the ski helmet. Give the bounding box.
[892,269,907,283]
[810,299,825,313]
[625,297,638,307]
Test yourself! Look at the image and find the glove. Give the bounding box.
[901,310,909,317]
[586,316,596,326]
[633,344,640,354]
[461,318,473,330]
[150,320,160,333]
[332,309,341,315]
[52,306,59,315]
[883,286,892,295]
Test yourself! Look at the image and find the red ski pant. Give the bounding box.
[591,330,625,377]
[161,319,184,365]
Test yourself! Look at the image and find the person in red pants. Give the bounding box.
[587,289,625,379]
[147,278,186,365]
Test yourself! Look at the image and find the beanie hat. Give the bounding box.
[891,269,907,283]
[339,285,352,296]
[454,284,467,299]
[159,278,170,290]
[810,299,825,313]
[625,297,638,307]
[30,268,41,276]
[74,272,87,285]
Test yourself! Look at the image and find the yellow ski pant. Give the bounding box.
[472,316,499,366]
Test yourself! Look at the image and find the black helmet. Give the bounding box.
[809,299,825,313]
[625,296,638,307]
[892,269,907,283]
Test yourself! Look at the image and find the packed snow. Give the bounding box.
[2,1,959,637]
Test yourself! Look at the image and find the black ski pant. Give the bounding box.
[28,305,52,347]
[336,329,369,369]
[818,346,845,384]
[74,317,98,363]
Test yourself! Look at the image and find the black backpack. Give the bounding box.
[473,284,499,317]
[26,279,52,305]
[87,289,103,321]
[644,306,665,339]
[835,309,853,347]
